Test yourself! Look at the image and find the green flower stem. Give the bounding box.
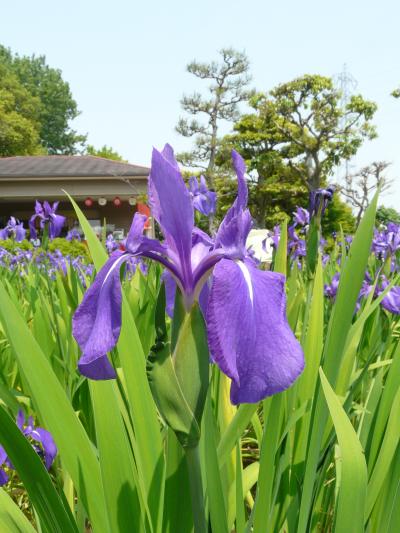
[185,445,207,533]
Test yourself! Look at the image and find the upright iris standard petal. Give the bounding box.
[206,259,304,404]
[72,252,131,379]
[126,213,148,251]
[231,150,248,211]
[148,146,194,284]
[215,151,252,257]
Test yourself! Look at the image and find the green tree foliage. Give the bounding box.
[376,205,400,226]
[0,45,86,154]
[266,75,377,191]
[86,144,126,161]
[176,48,253,188]
[0,63,44,156]
[218,108,308,226]
[214,168,355,234]
[220,74,375,229]
[322,194,356,235]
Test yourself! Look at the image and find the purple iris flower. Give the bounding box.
[324,273,340,299]
[376,276,400,314]
[188,175,217,217]
[0,217,26,242]
[29,201,66,240]
[268,225,281,249]
[105,234,119,254]
[293,207,310,226]
[381,286,400,314]
[16,411,57,469]
[309,185,335,218]
[372,224,400,259]
[66,228,81,241]
[73,145,304,404]
[0,410,57,485]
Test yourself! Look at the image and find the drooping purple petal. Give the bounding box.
[49,214,66,239]
[29,214,40,239]
[30,428,57,469]
[206,259,304,404]
[72,252,132,379]
[0,446,8,486]
[14,224,26,242]
[381,286,400,314]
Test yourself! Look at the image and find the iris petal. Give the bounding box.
[215,151,252,257]
[49,214,66,239]
[72,252,131,379]
[206,259,304,404]
[148,146,194,284]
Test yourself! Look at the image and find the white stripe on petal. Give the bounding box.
[237,261,253,304]
[103,254,128,285]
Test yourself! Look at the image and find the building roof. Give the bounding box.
[0,155,149,178]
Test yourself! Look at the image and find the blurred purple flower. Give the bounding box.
[73,145,304,404]
[0,410,57,485]
[105,234,119,254]
[309,185,335,218]
[16,411,57,470]
[29,201,66,240]
[268,225,281,249]
[66,228,81,241]
[372,224,400,259]
[188,175,217,217]
[0,217,26,242]
[324,272,340,299]
[293,207,310,226]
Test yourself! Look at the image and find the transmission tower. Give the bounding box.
[334,64,358,182]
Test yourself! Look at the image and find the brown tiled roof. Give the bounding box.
[0,155,149,178]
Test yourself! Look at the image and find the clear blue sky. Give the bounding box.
[2,0,399,207]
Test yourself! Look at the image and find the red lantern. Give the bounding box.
[84,197,93,207]
[113,196,122,207]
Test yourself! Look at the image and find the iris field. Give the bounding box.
[0,147,399,533]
